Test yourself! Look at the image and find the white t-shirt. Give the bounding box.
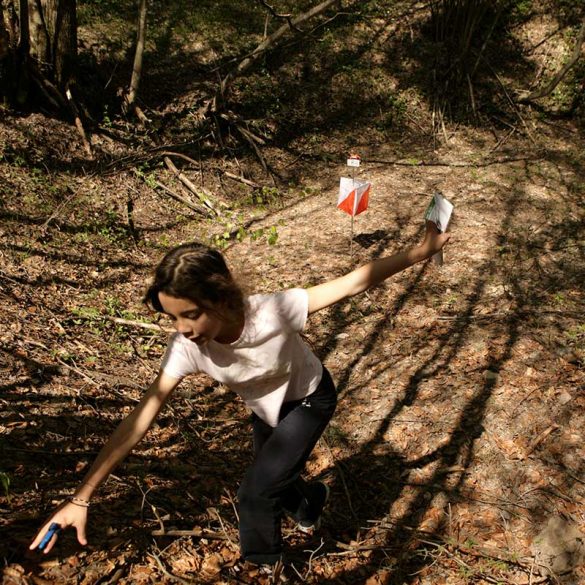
[160,288,323,427]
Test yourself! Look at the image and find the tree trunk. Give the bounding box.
[52,0,76,87]
[124,0,147,113]
[30,0,77,88]
[0,1,12,102]
[28,0,50,68]
[0,4,10,59]
[3,0,76,104]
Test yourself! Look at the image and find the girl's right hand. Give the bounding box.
[29,502,88,554]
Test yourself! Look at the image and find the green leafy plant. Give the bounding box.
[266,225,278,245]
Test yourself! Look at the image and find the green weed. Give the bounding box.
[324,423,350,446]
[71,306,101,321]
[565,324,585,341]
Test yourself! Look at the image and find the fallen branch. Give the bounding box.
[211,0,340,111]
[346,155,543,168]
[1,446,99,456]
[211,507,237,548]
[68,312,172,333]
[134,105,150,124]
[518,19,585,103]
[236,125,270,174]
[66,87,93,158]
[41,185,80,232]
[155,180,209,216]
[437,309,584,322]
[29,68,64,110]
[164,156,221,216]
[369,520,545,580]
[151,528,229,540]
[477,55,537,145]
[28,62,68,110]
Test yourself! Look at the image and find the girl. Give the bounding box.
[31,221,450,565]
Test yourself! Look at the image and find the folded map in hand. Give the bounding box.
[424,192,454,265]
[424,191,453,233]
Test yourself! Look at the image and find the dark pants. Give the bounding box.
[237,367,337,564]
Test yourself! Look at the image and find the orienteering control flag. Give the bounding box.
[338,177,371,216]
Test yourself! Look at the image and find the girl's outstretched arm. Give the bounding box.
[307,221,451,314]
[30,370,181,553]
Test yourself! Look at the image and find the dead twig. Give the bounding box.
[370,520,538,574]
[55,358,140,403]
[103,315,172,334]
[305,538,325,577]
[520,425,560,460]
[223,488,240,524]
[1,446,99,456]
[224,171,261,189]
[159,151,201,169]
[257,0,303,33]
[429,543,513,585]
[361,155,543,168]
[147,551,193,585]
[40,185,80,232]
[477,55,537,145]
[236,125,270,175]
[65,311,171,333]
[489,127,517,154]
[211,507,237,549]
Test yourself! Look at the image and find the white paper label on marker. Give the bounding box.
[347,158,360,167]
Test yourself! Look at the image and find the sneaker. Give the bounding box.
[297,481,329,533]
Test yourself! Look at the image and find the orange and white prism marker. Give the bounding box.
[338,154,371,256]
[337,177,371,216]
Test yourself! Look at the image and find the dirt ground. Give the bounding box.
[1,48,585,585]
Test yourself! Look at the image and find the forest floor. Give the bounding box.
[1,106,584,585]
[1,6,585,581]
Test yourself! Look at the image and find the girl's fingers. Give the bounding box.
[31,521,62,551]
[29,525,49,550]
[40,532,56,554]
[75,524,88,546]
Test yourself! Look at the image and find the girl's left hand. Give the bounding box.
[422,220,451,257]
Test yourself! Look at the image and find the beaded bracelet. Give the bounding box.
[69,496,90,508]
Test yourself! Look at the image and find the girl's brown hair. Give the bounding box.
[143,243,245,322]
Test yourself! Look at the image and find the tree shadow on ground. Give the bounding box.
[1,128,584,583]
[0,370,250,564]
[299,164,584,582]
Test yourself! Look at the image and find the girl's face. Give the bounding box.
[158,292,242,345]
